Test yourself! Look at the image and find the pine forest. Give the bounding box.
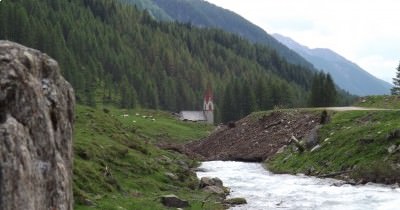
[0,0,347,122]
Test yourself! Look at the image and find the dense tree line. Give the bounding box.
[309,73,337,107]
[0,0,344,123]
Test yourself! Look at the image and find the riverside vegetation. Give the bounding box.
[73,105,225,210]
[267,97,400,184]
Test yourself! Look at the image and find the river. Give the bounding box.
[196,161,400,210]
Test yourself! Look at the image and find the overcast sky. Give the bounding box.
[205,0,399,83]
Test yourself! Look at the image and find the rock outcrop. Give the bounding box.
[0,41,75,210]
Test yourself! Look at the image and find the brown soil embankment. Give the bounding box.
[186,110,323,162]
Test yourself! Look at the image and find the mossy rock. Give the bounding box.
[225,197,247,205]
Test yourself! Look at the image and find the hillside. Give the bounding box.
[355,95,400,109]
[0,0,337,123]
[267,109,400,184]
[73,105,224,209]
[273,33,393,96]
[123,0,315,69]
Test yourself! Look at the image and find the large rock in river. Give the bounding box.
[0,41,75,210]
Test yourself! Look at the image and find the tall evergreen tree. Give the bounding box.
[221,83,235,122]
[241,81,256,116]
[310,72,336,107]
[323,73,337,106]
[391,61,400,95]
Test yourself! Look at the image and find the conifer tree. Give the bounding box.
[221,84,234,122]
[323,73,337,106]
[241,81,256,116]
[310,72,336,107]
[391,61,400,95]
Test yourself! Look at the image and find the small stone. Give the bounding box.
[310,144,321,152]
[165,172,178,181]
[225,197,247,206]
[161,194,190,208]
[388,145,397,154]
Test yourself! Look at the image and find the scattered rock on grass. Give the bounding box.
[310,144,321,152]
[161,194,189,208]
[388,145,398,154]
[164,172,178,181]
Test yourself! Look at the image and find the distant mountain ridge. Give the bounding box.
[122,0,315,69]
[273,34,392,96]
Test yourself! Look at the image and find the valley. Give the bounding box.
[1,0,400,209]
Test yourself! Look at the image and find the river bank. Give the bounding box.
[187,108,400,185]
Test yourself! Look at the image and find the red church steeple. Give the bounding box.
[203,88,213,111]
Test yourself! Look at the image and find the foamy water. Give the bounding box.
[196,161,400,210]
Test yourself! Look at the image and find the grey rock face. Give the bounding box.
[0,41,75,210]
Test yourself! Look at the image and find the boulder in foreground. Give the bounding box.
[0,41,75,210]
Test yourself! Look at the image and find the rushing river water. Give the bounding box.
[196,161,400,210]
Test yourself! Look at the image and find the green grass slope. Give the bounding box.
[355,95,400,109]
[267,110,400,184]
[73,105,221,209]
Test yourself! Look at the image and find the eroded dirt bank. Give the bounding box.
[186,110,324,161]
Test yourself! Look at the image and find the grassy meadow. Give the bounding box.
[73,105,222,210]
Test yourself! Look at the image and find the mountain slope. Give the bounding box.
[123,0,315,69]
[273,34,392,96]
[1,0,335,123]
[121,0,173,21]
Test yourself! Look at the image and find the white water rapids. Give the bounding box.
[196,161,400,210]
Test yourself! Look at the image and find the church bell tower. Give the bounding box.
[203,88,214,124]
